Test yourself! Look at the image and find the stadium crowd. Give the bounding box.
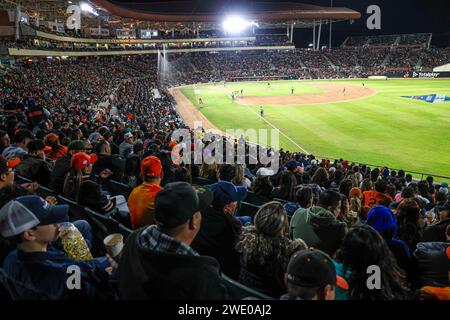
[0,51,449,301]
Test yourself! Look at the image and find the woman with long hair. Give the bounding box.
[236,201,307,297]
[62,152,113,209]
[232,164,252,189]
[199,162,218,182]
[334,224,410,300]
[396,198,424,253]
[339,179,354,199]
[311,167,329,188]
[252,175,273,199]
[272,171,297,202]
[62,152,95,202]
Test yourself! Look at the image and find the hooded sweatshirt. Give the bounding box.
[289,206,347,256]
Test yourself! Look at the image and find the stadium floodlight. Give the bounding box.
[80,2,99,16]
[223,15,248,34]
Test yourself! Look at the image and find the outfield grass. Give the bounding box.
[180,79,450,180]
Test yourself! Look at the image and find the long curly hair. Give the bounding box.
[336,224,410,300]
[396,198,423,251]
[236,202,306,267]
[252,176,273,198]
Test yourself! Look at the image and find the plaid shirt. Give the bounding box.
[139,225,199,256]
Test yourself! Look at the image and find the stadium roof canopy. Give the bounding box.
[91,0,361,27]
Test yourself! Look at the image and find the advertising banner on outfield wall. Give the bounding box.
[403,71,450,78]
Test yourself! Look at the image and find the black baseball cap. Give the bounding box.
[27,139,51,153]
[155,182,213,228]
[286,248,337,288]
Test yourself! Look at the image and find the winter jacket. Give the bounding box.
[118,228,229,300]
[289,206,347,256]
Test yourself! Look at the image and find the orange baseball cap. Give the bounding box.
[70,152,97,172]
[141,156,163,179]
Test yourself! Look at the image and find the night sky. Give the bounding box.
[112,0,450,47]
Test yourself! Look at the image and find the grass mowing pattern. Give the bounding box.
[180,79,450,179]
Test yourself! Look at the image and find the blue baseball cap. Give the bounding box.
[0,195,69,237]
[210,181,247,209]
[285,160,301,171]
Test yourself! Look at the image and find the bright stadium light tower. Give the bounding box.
[223,15,248,34]
[80,2,99,16]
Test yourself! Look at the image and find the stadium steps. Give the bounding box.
[416,57,423,69]
[189,61,199,72]
[323,54,337,68]
[382,52,391,67]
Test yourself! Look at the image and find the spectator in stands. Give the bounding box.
[237,201,307,297]
[337,194,355,227]
[15,140,52,186]
[289,190,347,256]
[418,180,434,206]
[271,171,297,202]
[349,187,365,221]
[0,158,15,191]
[283,186,314,217]
[334,224,410,300]
[0,195,116,299]
[360,178,372,192]
[0,130,11,154]
[124,142,144,188]
[49,140,89,192]
[365,206,412,280]
[252,173,273,201]
[396,199,424,253]
[173,167,192,183]
[421,200,450,243]
[363,179,393,208]
[339,179,354,199]
[62,152,97,201]
[118,182,230,299]
[199,162,218,182]
[281,248,337,300]
[127,156,163,229]
[119,132,135,158]
[191,180,246,279]
[406,174,413,186]
[216,164,235,182]
[2,129,34,160]
[231,164,252,189]
[44,133,67,161]
[311,167,330,189]
[92,140,123,181]
[413,241,450,299]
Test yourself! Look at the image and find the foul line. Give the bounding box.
[221,86,311,154]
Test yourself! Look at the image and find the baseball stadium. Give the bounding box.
[0,0,449,304]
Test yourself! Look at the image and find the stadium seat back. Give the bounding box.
[103,180,133,200]
[221,273,273,300]
[15,175,32,185]
[238,202,260,219]
[192,177,214,186]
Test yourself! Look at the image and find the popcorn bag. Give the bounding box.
[58,222,93,261]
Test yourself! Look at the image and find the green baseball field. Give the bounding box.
[177,79,450,179]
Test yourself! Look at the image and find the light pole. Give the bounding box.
[329,0,333,49]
